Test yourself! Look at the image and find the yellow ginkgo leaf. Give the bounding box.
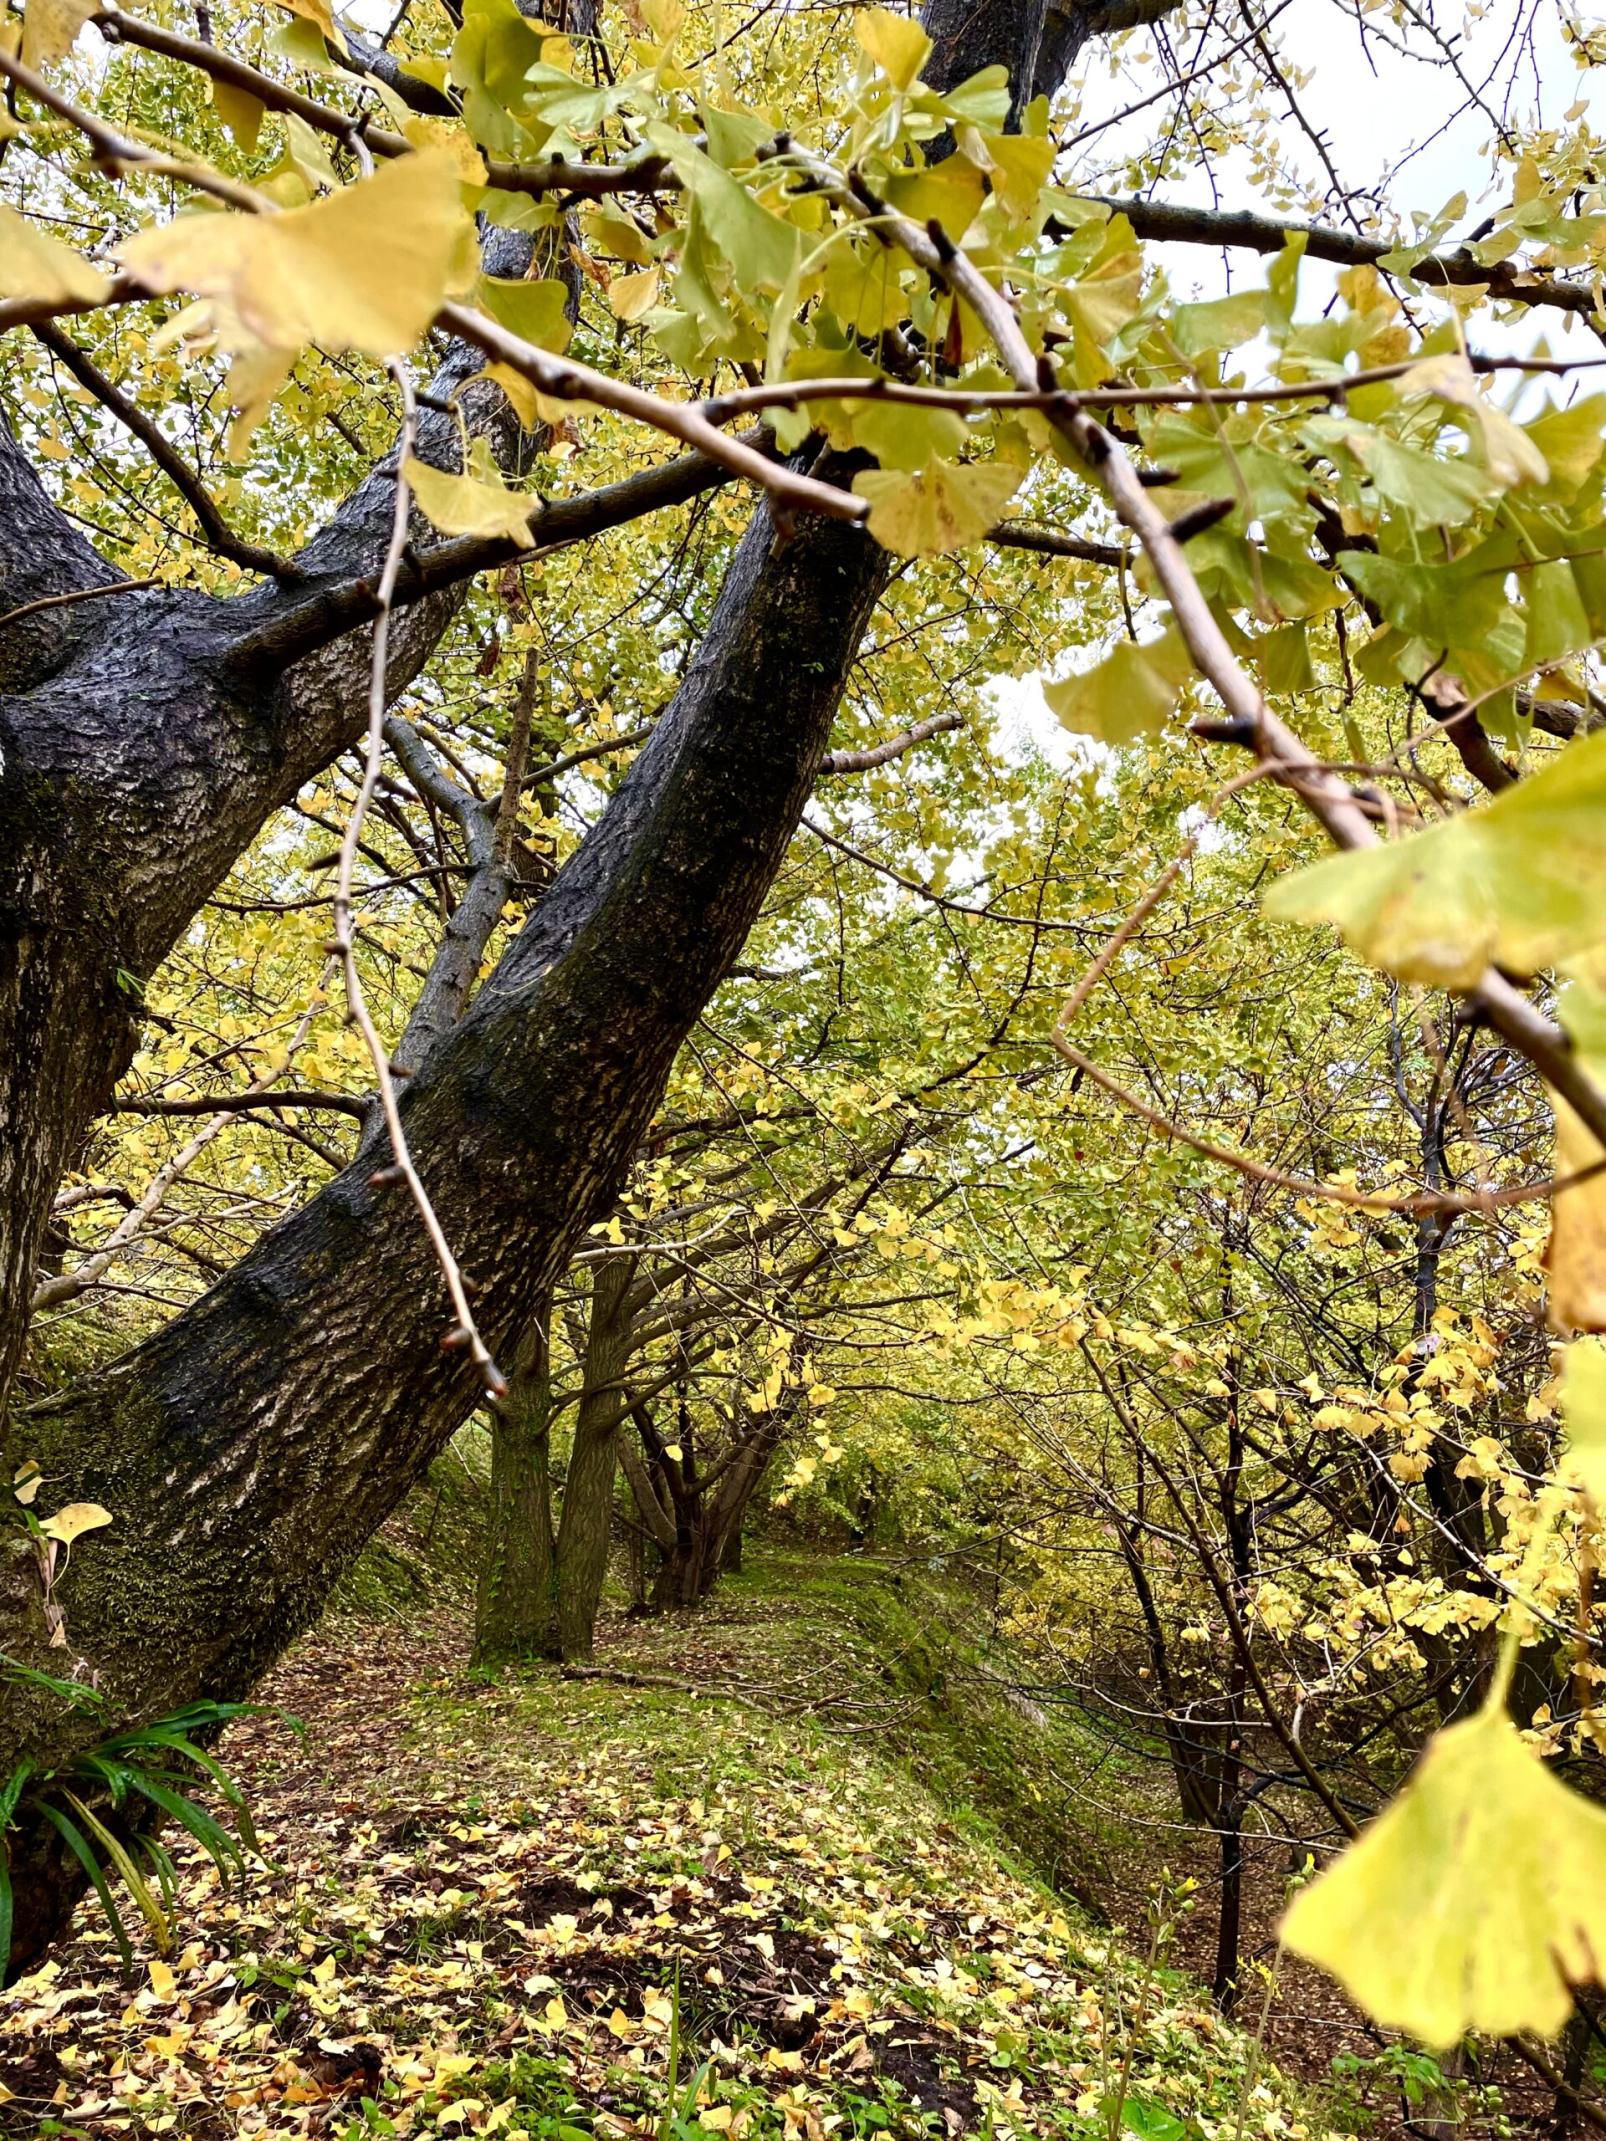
[400,115,488,186]
[39,1501,114,1545]
[1548,1088,1606,1333]
[223,342,296,462]
[1544,965,1606,1333]
[272,0,347,52]
[853,458,1019,557]
[120,149,472,361]
[211,77,266,156]
[403,451,538,546]
[0,198,111,306]
[21,0,94,69]
[470,362,541,430]
[853,5,932,89]
[607,267,660,324]
[1562,1339,1606,1501]
[1282,1705,1606,2048]
[1263,729,1606,989]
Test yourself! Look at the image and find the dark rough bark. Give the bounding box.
[0,0,1114,1976]
[0,303,533,1425]
[624,1392,794,1614]
[1,481,886,1972]
[473,1305,557,1664]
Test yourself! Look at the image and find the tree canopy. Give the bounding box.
[4,0,1606,2096]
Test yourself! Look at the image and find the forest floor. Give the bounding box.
[0,1540,1360,2141]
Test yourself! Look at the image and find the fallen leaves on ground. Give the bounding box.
[0,1582,1329,2141]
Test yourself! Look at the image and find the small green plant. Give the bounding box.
[657,1960,719,2141]
[0,1690,270,1978]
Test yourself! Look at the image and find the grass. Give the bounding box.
[0,1476,1357,2141]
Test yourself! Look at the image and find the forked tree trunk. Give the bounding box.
[0,0,1128,1977]
[628,1393,795,1612]
[0,488,889,1974]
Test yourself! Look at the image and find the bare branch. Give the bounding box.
[31,322,297,581]
[819,711,963,774]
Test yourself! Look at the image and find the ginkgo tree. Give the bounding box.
[0,0,1603,2060]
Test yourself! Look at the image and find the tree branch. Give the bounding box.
[819,711,963,774]
[1085,194,1605,319]
[31,322,297,582]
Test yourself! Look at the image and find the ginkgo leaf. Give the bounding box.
[1545,1096,1606,1336]
[477,275,572,351]
[120,149,473,360]
[273,0,347,52]
[1562,1339,1606,1499]
[471,361,541,429]
[404,452,538,546]
[854,6,933,89]
[1403,352,1550,489]
[21,0,94,68]
[39,1501,114,1545]
[11,1460,42,1507]
[1263,730,1606,989]
[607,267,660,323]
[644,126,799,295]
[0,198,111,305]
[1043,627,1193,746]
[223,343,296,461]
[211,78,266,155]
[853,457,1018,556]
[1282,1704,1606,2048]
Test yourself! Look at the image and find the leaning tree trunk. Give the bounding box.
[473,1304,558,1665]
[0,0,1131,1977]
[0,484,889,1974]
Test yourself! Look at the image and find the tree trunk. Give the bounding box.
[0,0,1119,1978]
[0,486,887,1974]
[1211,1786,1244,2015]
[641,1394,792,1610]
[553,1257,637,1661]
[473,1305,557,1664]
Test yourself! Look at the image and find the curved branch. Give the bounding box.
[31,322,297,582]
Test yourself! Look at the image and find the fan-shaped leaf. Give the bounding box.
[1283,1706,1606,2048]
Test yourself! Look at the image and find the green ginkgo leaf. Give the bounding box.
[853,458,1019,557]
[1043,627,1193,746]
[1263,729,1606,988]
[1282,1705,1606,2048]
[643,127,799,295]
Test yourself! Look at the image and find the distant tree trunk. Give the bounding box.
[1213,1337,1251,2016]
[1212,1764,1245,2013]
[473,1304,556,1664]
[634,1391,795,1610]
[552,1256,636,1661]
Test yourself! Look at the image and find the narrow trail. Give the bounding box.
[0,1588,1311,2141]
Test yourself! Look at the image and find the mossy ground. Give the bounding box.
[0,1480,1358,2141]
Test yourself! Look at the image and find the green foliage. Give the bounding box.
[0,1689,266,1980]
